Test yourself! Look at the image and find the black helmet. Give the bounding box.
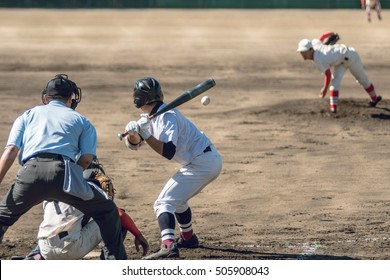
[133,77,163,108]
[42,74,82,109]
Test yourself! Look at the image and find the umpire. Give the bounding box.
[0,74,127,259]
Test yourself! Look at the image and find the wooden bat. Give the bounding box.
[118,78,216,140]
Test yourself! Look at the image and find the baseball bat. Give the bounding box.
[118,78,216,141]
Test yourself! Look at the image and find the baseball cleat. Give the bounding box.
[142,243,179,260]
[24,253,44,260]
[369,96,382,107]
[177,234,199,248]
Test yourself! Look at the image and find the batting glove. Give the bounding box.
[137,114,151,139]
[125,121,139,136]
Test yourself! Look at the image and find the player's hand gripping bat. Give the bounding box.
[118,78,216,141]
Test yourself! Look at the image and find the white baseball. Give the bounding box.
[201,96,210,106]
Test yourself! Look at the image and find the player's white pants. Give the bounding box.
[366,0,381,11]
[154,145,222,217]
[331,48,371,90]
[38,220,102,260]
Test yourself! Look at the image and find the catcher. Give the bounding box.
[19,158,149,260]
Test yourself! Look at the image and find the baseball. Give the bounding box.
[201,96,210,106]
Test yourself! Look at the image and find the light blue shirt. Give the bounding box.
[6,100,97,164]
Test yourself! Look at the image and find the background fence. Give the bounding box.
[0,0,388,9]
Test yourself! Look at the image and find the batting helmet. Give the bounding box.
[133,77,163,108]
[42,74,82,109]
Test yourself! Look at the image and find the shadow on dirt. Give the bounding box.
[195,245,354,260]
[247,98,390,124]
[371,113,390,120]
[371,105,390,120]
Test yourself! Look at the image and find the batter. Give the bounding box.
[123,77,222,259]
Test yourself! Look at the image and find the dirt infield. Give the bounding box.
[0,9,389,260]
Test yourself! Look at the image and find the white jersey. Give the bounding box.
[151,105,211,165]
[312,41,348,74]
[309,39,371,90]
[145,103,222,221]
[365,0,380,8]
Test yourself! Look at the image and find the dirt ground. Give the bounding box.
[0,9,389,260]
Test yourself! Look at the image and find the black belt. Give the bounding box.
[39,230,68,240]
[23,153,72,164]
[203,146,211,153]
[58,231,68,239]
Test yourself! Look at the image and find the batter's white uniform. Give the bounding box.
[311,40,372,91]
[149,106,222,218]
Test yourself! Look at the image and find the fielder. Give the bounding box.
[21,159,149,260]
[296,38,382,113]
[123,77,222,259]
[361,0,382,22]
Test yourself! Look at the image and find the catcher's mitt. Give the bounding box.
[323,32,340,45]
[83,158,116,199]
[95,173,116,199]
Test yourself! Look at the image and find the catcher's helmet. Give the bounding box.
[133,77,163,108]
[42,74,82,109]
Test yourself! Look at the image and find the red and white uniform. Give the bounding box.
[310,39,378,111]
[312,41,371,90]
[361,0,382,22]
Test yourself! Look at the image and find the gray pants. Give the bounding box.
[0,157,127,260]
